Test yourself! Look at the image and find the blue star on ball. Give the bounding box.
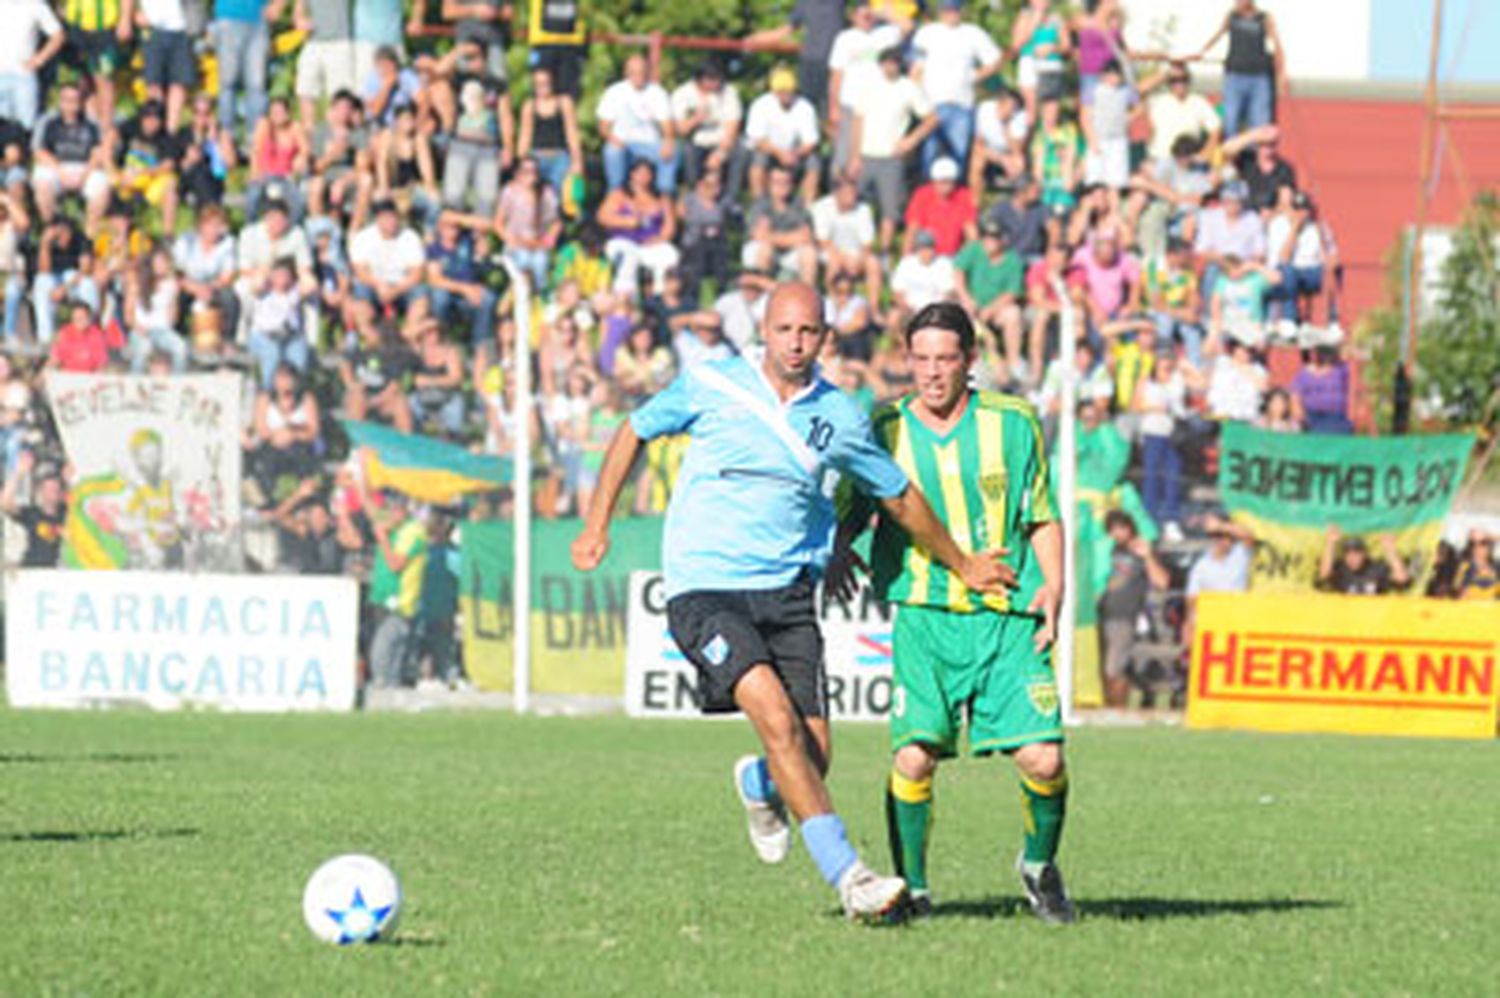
[326,887,393,944]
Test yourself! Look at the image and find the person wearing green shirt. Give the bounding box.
[953,218,1027,383]
[365,489,430,688]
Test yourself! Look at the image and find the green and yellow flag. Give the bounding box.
[343,420,511,505]
[1219,424,1474,593]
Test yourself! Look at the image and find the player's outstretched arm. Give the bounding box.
[1027,520,1064,652]
[570,421,643,572]
[878,484,1017,594]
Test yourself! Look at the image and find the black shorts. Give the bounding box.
[68,27,121,75]
[144,30,195,88]
[666,577,826,718]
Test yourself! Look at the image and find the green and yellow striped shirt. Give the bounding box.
[65,0,123,30]
[870,391,1056,614]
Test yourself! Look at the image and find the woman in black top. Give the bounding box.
[1194,0,1286,138]
[518,67,583,208]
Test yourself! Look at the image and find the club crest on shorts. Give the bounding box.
[1028,681,1059,716]
[702,633,730,668]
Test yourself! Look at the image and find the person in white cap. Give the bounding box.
[901,156,977,258]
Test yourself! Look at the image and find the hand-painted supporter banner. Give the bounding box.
[1188,592,1499,739]
[625,571,896,722]
[460,518,663,694]
[344,420,511,504]
[5,570,359,712]
[1218,424,1473,592]
[46,372,244,571]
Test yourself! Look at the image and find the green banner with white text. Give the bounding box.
[1218,424,1474,593]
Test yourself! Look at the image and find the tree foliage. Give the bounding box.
[1363,192,1500,446]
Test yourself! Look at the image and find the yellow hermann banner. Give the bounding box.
[1189,592,1500,739]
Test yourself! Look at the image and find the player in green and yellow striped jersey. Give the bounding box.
[835,302,1073,923]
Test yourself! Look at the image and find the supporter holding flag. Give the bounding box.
[1316,527,1411,596]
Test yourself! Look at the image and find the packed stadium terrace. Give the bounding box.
[0,1,1492,699]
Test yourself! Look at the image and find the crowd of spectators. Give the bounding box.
[0,0,1490,697]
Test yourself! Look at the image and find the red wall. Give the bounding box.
[1276,97,1500,327]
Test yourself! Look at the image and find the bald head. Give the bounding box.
[761,282,829,393]
[766,282,824,325]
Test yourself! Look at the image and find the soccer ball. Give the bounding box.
[302,854,402,945]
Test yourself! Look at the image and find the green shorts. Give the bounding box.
[890,604,1064,758]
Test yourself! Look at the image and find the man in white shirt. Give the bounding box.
[812,173,881,302]
[1184,513,1254,652]
[713,271,770,354]
[597,53,677,193]
[969,86,1029,192]
[350,198,426,313]
[745,67,821,203]
[0,0,63,129]
[826,1,904,173]
[910,0,1002,177]
[848,46,937,255]
[234,198,318,343]
[890,230,956,318]
[1142,62,1222,163]
[671,61,747,200]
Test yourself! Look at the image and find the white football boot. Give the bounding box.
[837,860,909,923]
[733,755,791,864]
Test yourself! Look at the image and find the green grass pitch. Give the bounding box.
[2,710,1495,995]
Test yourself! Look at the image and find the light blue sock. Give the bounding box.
[740,756,779,804]
[800,814,858,886]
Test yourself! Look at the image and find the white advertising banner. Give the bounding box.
[45,372,244,571]
[5,570,359,712]
[625,571,895,722]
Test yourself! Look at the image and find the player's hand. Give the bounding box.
[570,525,609,572]
[959,549,1017,595]
[1028,581,1061,653]
[824,543,868,604]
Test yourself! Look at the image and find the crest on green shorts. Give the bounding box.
[1028,681,1059,716]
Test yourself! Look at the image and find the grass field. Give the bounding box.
[2,710,1495,996]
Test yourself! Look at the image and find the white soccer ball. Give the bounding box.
[302,854,402,945]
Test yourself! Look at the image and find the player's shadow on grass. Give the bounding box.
[0,828,201,845]
[933,897,1342,922]
[0,752,180,765]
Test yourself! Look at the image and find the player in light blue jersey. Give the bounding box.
[573,283,1014,921]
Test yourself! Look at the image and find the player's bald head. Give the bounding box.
[765,281,825,328]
